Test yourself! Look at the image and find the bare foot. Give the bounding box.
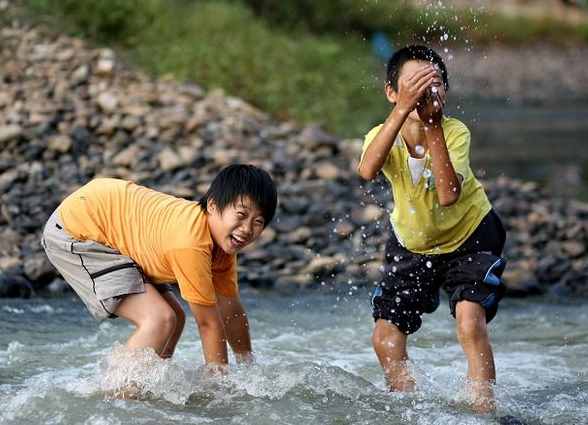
[386,360,416,392]
[468,379,496,414]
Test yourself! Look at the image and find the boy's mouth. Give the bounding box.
[229,234,248,249]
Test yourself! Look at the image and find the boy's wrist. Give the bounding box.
[424,124,444,145]
[391,104,410,121]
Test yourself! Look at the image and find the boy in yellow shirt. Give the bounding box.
[42,164,277,368]
[358,46,507,413]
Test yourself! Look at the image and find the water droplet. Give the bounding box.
[415,144,425,156]
[395,297,401,303]
[423,169,432,178]
[426,261,432,268]
[393,255,400,262]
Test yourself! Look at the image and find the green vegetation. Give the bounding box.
[22,0,588,136]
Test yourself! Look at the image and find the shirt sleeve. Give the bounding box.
[164,248,217,305]
[212,253,238,298]
[445,122,472,182]
[360,124,385,164]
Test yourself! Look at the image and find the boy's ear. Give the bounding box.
[385,83,397,104]
[207,198,218,214]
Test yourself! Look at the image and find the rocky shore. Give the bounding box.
[1,21,587,299]
[446,44,588,104]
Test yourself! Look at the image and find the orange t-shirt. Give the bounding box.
[58,178,237,305]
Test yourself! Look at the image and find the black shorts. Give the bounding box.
[371,210,507,335]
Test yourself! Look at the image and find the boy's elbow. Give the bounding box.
[357,164,377,181]
[439,198,456,207]
[438,188,461,207]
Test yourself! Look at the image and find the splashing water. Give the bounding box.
[1,295,587,424]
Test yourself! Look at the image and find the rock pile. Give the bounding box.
[0,21,587,298]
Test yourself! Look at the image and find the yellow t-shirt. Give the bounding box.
[361,116,491,254]
[58,178,237,305]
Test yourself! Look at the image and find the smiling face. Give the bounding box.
[207,196,266,255]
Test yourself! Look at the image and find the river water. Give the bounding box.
[1,290,586,425]
[450,100,588,201]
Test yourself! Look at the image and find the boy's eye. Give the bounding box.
[237,211,247,218]
[255,219,265,227]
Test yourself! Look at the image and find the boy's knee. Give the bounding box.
[144,307,177,334]
[372,320,405,349]
[456,314,488,345]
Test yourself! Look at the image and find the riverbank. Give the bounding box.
[0,20,587,299]
[10,0,588,137]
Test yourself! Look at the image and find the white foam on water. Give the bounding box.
[99,344,193,405]
[83,415,122,425]
[29,304,59,314]
[0,341,25,365]
[0,366,98,422]
[2,306,24,314]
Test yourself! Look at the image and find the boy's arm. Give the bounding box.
[418,94,461,206]
[357,108,408,180]
[216,294,253,364]
[358,65,437,180]
[188,302,228,365]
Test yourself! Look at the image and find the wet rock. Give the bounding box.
[158,147,184,172]
[47,277,71,294]
[502,268,542,297]
[273,216,303,234]
[0,17,586,298]
[301,255,342,276]
[0,125,22,144]
[549,269,588,296]
[334,221,354,238]
[0,270,33,298]
[48,135,72,153]
[0,169,20,193]
[283,227,312,244]
[111,145,141,167]
[0,256,21,270]
[352,204,384,225]
[315,161,340,180]
[561,240,585,258]
[23,253,54,283]
[96,92,119,112]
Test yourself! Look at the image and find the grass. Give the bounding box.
[20,0,588,137]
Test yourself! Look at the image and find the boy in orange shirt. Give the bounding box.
[42,164,277,367]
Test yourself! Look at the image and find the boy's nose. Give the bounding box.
[241,222,253,237]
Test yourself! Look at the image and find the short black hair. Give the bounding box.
[199,164,278,226]
[386,45,449,92]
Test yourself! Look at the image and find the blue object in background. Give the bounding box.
[371,31,394,62]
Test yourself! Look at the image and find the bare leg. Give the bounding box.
[455,300,496,414]
[372,319,415,391]
[114,283,178,356]
[159,290,186,359]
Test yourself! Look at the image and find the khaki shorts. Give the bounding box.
[42,209,171,320]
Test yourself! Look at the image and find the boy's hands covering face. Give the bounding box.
[394,65,437,115]
[417,81,444,126]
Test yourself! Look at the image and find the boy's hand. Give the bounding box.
[395,65,438,115]
[417,88,444,127]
